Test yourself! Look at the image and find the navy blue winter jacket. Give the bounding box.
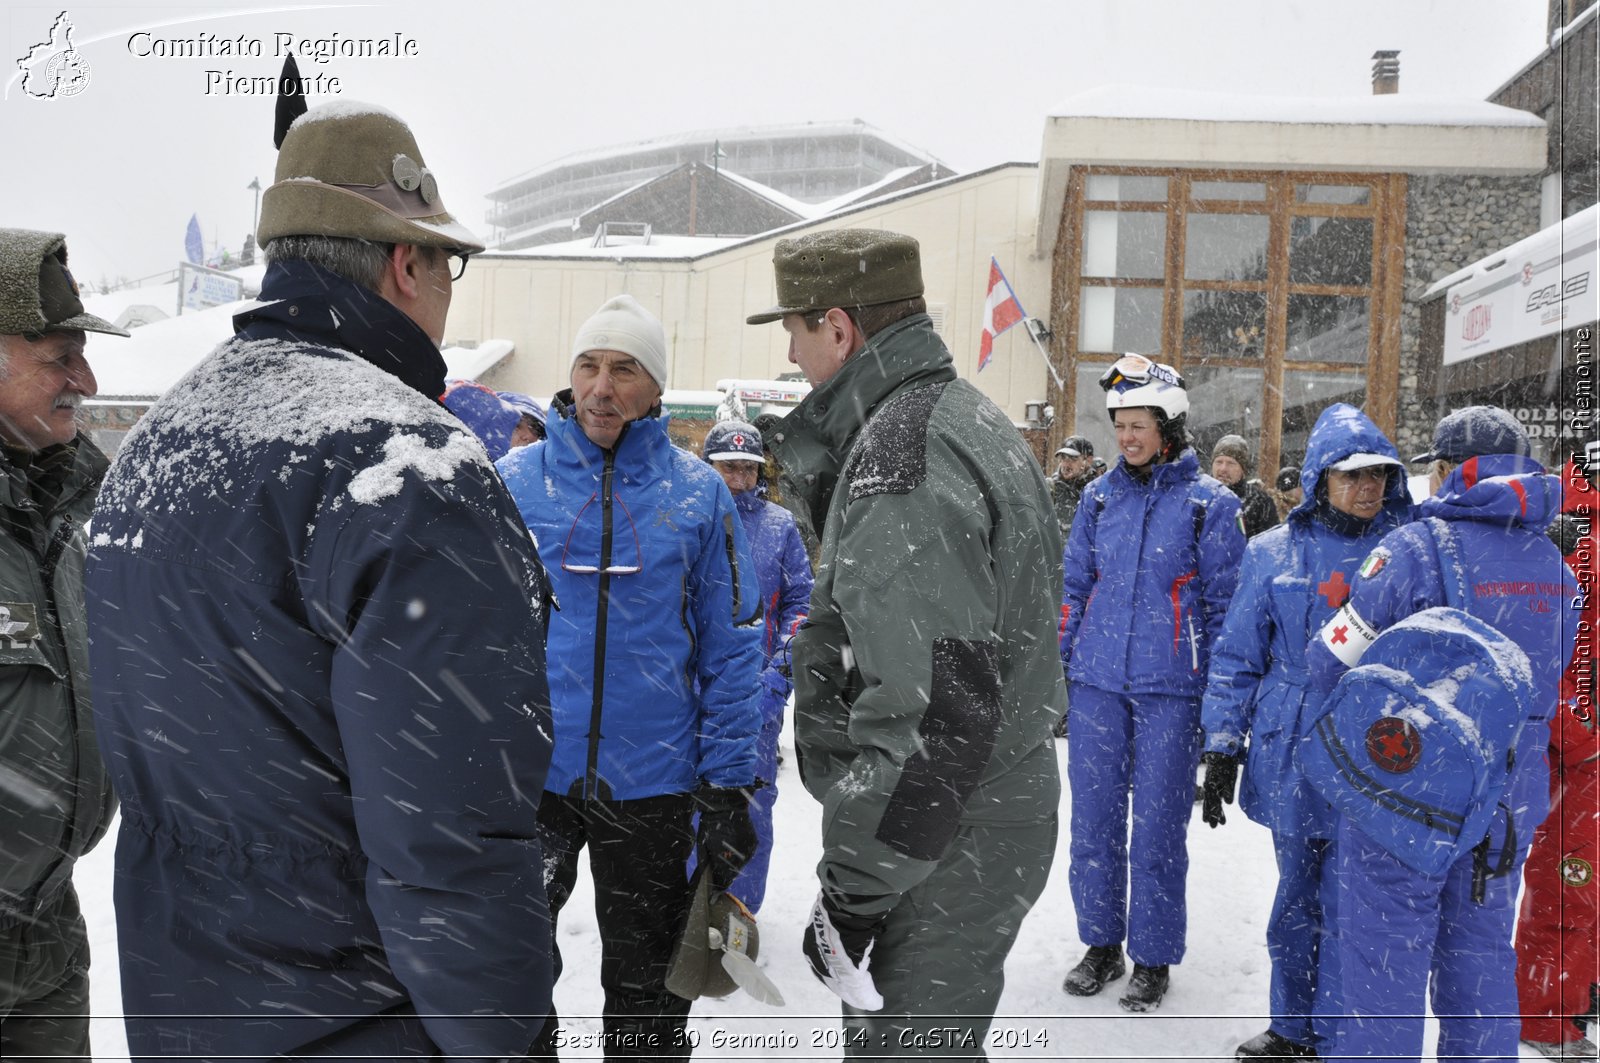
[1309,451,1577,840]
[1061,447,1245,698]
[1202,403,1413,838]
[497,395,763,800]
[86,260,555,1059]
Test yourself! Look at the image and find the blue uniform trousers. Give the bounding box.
[1268,833,1342,1048]
[1332,817,1527,1062]
[1067,683,1201,966]
[727,712,782,912]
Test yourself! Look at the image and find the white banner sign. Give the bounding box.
[1444,223,1598,365]
[177,262,246,314]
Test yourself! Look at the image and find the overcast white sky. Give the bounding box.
[2,0,1554,286]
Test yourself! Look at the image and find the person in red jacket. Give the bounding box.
[1516,452,1600,1060]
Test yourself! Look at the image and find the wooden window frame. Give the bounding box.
[1049,165,1405,475]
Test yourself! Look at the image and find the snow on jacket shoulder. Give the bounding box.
[1201,401,1412,836]
[1061,448,1245,699]
[86,261,554,1059]
[497,397,763,800]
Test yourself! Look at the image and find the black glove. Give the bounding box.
[1200,751,1240,829]
[693,785,758,893]
[802,891,887,1010]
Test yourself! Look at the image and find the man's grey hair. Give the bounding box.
[264,235,393,291]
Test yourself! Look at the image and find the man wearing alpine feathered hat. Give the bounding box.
[85,86,555,1059]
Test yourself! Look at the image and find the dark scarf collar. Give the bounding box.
[234,258,448,402]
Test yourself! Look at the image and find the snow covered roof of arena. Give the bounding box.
[1048,84,1544,127]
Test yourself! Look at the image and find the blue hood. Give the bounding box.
[1288,402,1411,526]
[1421,453,1560,532]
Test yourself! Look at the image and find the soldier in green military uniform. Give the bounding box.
[0,229,125,1060]
[750,229,1064,1057]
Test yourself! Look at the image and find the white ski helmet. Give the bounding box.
[1100,353,1189,422]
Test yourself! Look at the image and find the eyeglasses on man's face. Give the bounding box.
[445,250,471,281]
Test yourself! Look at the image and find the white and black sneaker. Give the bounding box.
[1061,945,1126,996]
[1236,1029,1317,1059]
[1118,963,1169,1012]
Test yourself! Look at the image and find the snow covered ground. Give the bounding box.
[78,722,1523,1060]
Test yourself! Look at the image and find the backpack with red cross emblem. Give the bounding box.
[1298,520,1539,877]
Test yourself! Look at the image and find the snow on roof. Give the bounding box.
[483,163,1032,264]
[713,168,821,219]
[490,119,943,196]
[812,165,926,213]
[84,295,512,399]
[1420,203,1600,300]
[1048,84,1545,128]
[485,234,747,261]
[1550,0,1599,46]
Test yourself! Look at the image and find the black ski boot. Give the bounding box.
[1118,963,1170,1012]
[1061,944,1126,996]
[1236,1029,1318,1059]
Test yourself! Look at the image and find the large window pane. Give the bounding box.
[1078,286,1163,353]
[1286,295,1370,364]
[1295,184,1371,206]
[1182,289,1266,359]
[1191,180,1266,202]
[1280,370,1368,467]
[1289,217,1372,285]
[1183,365,1264,455]
[1085,175,1169,202]
[1072,364,1118,460]
[1083,210,1166,279]
[1184,213,1269,281]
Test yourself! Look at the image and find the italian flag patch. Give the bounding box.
[1358,549,1388,579]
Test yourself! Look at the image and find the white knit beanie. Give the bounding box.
[570,294,668,391]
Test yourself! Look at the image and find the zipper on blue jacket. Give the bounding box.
[584,450,617,801]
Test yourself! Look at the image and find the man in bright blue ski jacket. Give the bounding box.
[1058,354,1245,1012]
[496,294,763,1057]
[1307,405,1577,1063]
[1199,403,1413,1060]
[698,420,813,913]
[86,102,555,1060]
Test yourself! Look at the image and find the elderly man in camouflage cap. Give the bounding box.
[752,229,1065,1055]
[0,229,124,1061]
[85,99,555,1059]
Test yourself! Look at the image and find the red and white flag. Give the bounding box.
[978,257,1025,372]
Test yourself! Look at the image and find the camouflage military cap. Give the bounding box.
[746,229,923,325]
[0,228,128,337]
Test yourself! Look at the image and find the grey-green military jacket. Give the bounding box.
[0,438,115,923]
[771,315,1064,919]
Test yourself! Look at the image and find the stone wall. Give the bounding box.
[1395,174,1542,458]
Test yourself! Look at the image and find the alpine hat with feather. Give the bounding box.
[258,55,483,253]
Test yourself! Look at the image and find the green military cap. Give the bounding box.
[259,101,485,254]
[746,228,923,325]
[0,229,128,337]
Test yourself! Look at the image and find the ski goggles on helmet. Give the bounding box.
[1098,353,1184,393]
